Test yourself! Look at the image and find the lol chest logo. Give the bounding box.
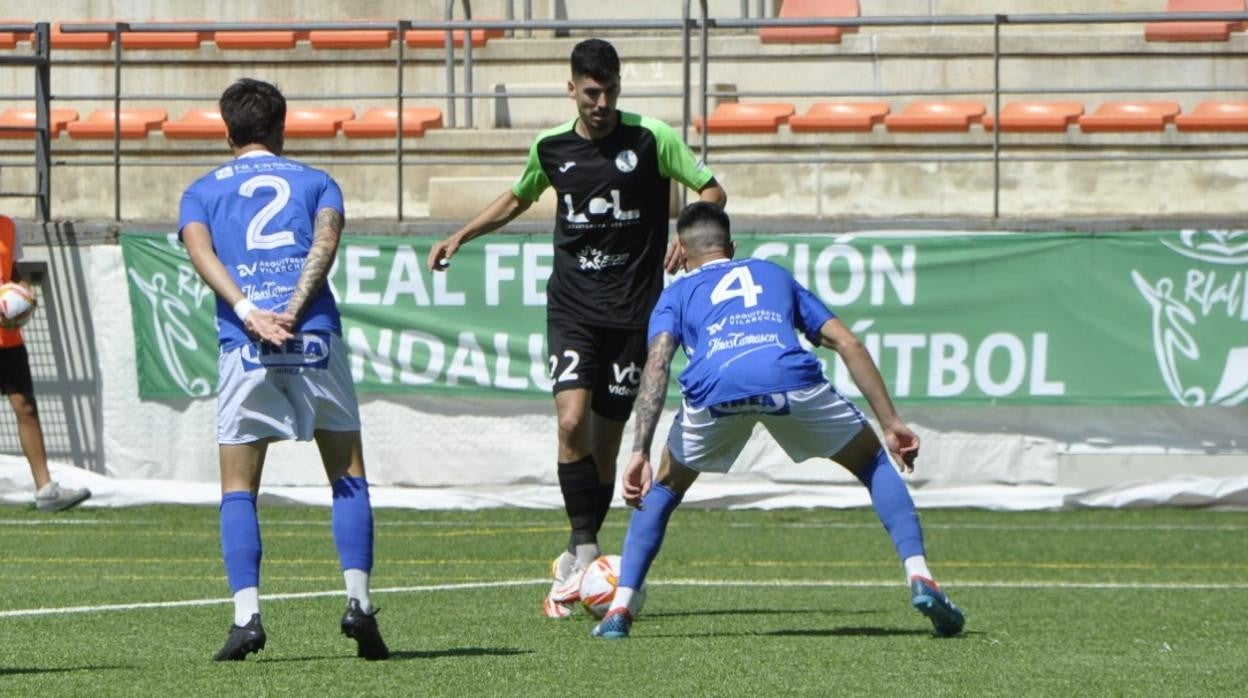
[1131,230,1248,406]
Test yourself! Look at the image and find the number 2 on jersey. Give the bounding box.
[239,174,296,250]
[709,266,763,308]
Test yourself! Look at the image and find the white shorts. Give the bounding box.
[217,333,361,445]
[667,382,868,473]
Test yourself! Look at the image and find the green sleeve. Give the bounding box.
[645,116,714,191]
[511,137,551,202]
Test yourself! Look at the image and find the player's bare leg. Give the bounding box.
[11,391,90,511]
[214,441,269,661]
[317,429,388,659]
[833,428,964,637]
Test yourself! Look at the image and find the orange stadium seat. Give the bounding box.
[120,25,206,50]
[982,101,1085,132]
[50,21,114,50]
[65,108,167,138]
[1078,101,1181,132]
[214,26,309,50]
[341,107,444,137]
[1144,0,1245,42]
[884,101,985,132]
[693,102,796,133]
[1174,100,1248,130]
[284,108,355,138]
[0,108,79,138]
[309,28,396,49]
[788,102,889,132]
[760,0,860,44]
[162,108,227,139]
[0,20,32,49]
[404,24,503,48]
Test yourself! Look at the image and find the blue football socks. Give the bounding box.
[855,449,926,561]
[220,491,262,594]
[618,483,682,591]
[331,476,375,573]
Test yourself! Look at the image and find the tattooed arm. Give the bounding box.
[282,207,343,325]
[621,332,679,508]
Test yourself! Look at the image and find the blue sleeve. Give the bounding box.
[177,186,207,242]
[648,288,681,343]
[318,175,345,214]
[794,281,836,344]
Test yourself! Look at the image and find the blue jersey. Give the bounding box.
[179,151,344,348]
[648,258,835,408]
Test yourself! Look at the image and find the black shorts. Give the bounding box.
[0,345,34,396]
[546,317,647,422]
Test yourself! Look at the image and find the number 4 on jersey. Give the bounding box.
[709,266,763,308]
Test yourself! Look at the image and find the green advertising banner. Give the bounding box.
[121,229,1248,406]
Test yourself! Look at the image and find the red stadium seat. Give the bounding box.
[0,108,79,138]
[341,107,444,137]
[760,0,859,44]
[309,28,396,49]
[884,101,985,132]
[1078,101,1181,132]
[50,21,114,50]
[1144,0,1245,42]
[404,23,503,48]
[161,108,227,139]
[65,108,167,138]
[1174,100,1248,130]
[982,102,1084,132]
[693,102,796,133]
[284,108,355,138]
[214,26,309,50]
[788,102,889,132]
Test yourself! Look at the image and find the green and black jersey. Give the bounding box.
[511,111,714,329]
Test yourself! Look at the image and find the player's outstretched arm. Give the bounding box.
[664,181,727,273]
[818,317,920,472]
[426,191,533,271]
[183,222,291,346]
[282,206,342,325]
[697,179,727,207]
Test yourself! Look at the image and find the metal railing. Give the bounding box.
[2,7,1245,221]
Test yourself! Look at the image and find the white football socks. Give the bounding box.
[609,586,637,614]
[904,555,933,583]
[345,568,373,614]
[233,587,260,626]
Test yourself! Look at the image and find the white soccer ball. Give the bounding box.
[579,554,645,620]
[0,282,35,329]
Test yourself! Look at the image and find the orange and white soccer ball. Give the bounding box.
[579,554,645,620]
[0,282,35,329]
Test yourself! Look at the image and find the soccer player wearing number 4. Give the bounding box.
[591,203,965,640]
[179,79,388,661]
[427,38,726,619]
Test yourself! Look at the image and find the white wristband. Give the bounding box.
[233,298,258,323]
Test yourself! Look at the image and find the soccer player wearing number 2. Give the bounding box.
[179,79,388,661]
[591,203,965,640]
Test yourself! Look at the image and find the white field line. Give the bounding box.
[3,519,1247,533]
[2,578,1246,620]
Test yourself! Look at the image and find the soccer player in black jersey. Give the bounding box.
[427,38,727,618]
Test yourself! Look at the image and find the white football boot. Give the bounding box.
[542,551,581,619]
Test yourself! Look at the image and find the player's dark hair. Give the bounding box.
[570,38,620,82]
[676,201,731,255]
[219,78,286,148]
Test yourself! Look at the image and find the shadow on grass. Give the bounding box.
[389,647,533,660]
[644,607,877,620]
[0,666,127,676]
[766,627,932,638]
